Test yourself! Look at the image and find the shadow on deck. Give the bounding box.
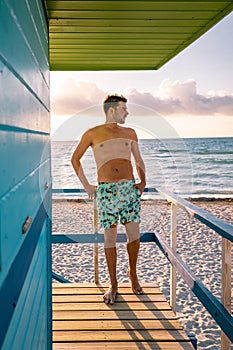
[52,283,195,350]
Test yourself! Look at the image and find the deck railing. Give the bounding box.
[52,187,233,349]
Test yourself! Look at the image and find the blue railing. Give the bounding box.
[51,187,233,349]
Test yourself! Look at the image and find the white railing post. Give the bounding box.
[170,202,177,313]
[93,199,99,284]
[221,237,232,350]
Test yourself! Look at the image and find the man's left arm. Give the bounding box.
[131,137,146,194]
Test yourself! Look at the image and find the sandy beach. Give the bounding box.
[52,198,233,350]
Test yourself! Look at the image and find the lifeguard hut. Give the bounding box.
[1,1,233,349]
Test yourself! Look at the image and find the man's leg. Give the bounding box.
[103,225,118,304]
[125,222,143,294]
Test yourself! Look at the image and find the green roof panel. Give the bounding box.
[45,1,233,71]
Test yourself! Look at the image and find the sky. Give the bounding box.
[51,12,233,140]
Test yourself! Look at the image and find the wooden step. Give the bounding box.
[52,283,194,350]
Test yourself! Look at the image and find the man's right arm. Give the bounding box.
[71,131,96,199]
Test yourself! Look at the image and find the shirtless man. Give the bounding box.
[71,94,146,304]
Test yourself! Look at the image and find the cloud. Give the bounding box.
[51,77,233,117]
[127,79,233,116]
[51,78,107,115]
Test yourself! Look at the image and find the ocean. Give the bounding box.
[51,137,233,199]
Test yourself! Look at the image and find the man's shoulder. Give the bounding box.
[122,126,138,139]
[124,126,136,133]
[87,124,106,133]
[81,124,107,145]
[83,124,105,136]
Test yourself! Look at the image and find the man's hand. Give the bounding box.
[85,184,97,200]
[134,182,146,195]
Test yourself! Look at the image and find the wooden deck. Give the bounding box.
[52,283,194,350]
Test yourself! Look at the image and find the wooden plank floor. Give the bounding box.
[52,283,194,350]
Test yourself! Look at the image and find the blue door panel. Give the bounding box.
[22,0,49,81]
[0,0,51,348]
[23,269,47,349]
[0,2,49,107]
[2,222,48,350]
[6,0,49,85]
[0,131,50,197]
[2,238,43,350]
[37,299,48,349]
[19,257,47,349]
[2,0,49,87]
[31,293,47,350]
[0,162,51,283]
[0,69,49,133]
[34,0,50,82]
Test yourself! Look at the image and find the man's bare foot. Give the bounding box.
[127,270,144,295]
[103,285,118,305]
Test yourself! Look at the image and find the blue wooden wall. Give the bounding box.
[0,0,51,349]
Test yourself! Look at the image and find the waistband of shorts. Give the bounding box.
[98,179,135,185]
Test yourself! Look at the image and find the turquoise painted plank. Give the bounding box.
[0,131,50,198]
[23,227,48,349]
[0,191,51,348]
[5,0,49,85]
[33,295,47,349]
[52,188,156,194]
[2,234,43,350]
[0,163,51,283]
[32,223,50,349]
[2,222,48,350]
[28,0,50,84]
[21,251,47,349]
[51,232,155,244]
[36,0,49,46]
[0,1,49,107]
[0,0,51,348]
[3,0,49,84]
[0,68,49,132]
[39,315,48,350]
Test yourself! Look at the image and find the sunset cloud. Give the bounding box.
[51,78,107,115]
[51,78,233,117]
[128,79,233,116]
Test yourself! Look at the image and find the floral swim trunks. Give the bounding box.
[96,180,141,230]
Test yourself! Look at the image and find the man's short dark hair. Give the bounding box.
[103,94,127,114]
